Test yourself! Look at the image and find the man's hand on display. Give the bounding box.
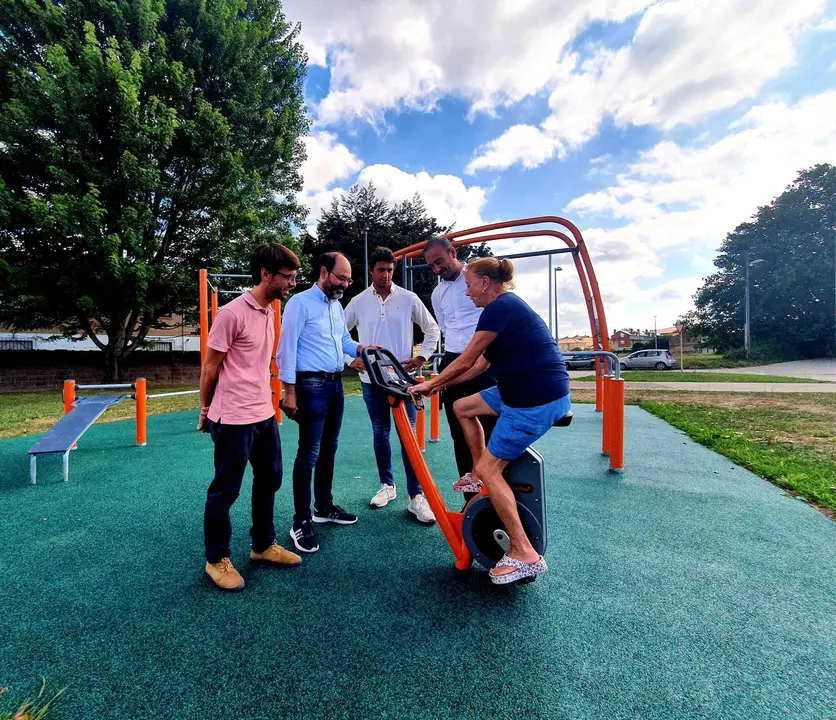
[402,357,425,372]
[357,344,381,355]
[408,382,434,398]
[349,358,365,372]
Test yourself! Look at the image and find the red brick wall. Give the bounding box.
[1,363,200,393]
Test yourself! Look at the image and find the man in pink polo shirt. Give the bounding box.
[199,243,303,592]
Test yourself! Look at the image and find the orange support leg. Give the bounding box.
[392,399,471,570]
[608,379,625,472]
[601,375,612,456]
[414,377,426,452]
[211,287,218,322]
[64,379,77,449]
[595,359,604,412]
[135,378,147,446]
[199,269,208,367]
[270,299,282,424]
[430,381,440,442]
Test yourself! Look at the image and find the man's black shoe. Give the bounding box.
[312,505,358,525]
[289,519,320,553]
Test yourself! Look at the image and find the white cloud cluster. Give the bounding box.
[298,133,489,236]
[284,0,654,126]
[468,0,827,172]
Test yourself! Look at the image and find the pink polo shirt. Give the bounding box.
[207,292,275,425]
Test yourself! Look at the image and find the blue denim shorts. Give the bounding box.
[480,387,572,461]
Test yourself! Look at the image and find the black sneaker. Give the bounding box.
[312,505,357,525]
[289,519,320,553]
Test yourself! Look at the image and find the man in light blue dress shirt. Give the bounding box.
[278,252,369,554]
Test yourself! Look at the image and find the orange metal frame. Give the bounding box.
[394,216,624,472]
[392,397,473,569]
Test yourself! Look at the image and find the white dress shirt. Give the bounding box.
[430,263,483,354]
[344,283,440,383]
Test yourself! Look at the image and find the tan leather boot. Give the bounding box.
[250,541,302,566]
[205,557,245,591]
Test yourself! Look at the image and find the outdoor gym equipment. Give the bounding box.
[393,216,625,472]
[27,378,199,484]
[362,347,573,576]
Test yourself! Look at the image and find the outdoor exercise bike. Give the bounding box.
[361,347,572,578]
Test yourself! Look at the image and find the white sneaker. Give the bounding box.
[370,484,396,508]
[408,494,436,524]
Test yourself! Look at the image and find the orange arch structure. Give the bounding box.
[394,216,624,471]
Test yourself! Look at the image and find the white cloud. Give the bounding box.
[356,164,488,231]
[285,0,654,126]
[468,0,827,172]
[300,132,362,195]
[298,132,363,232]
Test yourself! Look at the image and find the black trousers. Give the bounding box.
[439,351,498,479]
[204,417,282,563]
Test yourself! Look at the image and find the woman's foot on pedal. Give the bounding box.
[452,473,483,493]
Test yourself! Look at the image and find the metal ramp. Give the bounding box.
[27,395,129,484]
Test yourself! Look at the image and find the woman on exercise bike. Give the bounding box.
[408,257,571,584]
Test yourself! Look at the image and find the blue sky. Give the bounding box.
[284,0,836,337]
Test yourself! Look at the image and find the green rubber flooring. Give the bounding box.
[0,401,833,719]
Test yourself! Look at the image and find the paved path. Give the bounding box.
[571,380,836,393]
[684,358,836,382]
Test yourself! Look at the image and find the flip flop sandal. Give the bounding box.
[452,473,483,493]
[489,554,548,585]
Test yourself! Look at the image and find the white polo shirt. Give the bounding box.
[344,283,440,383]
[430,263,483,354]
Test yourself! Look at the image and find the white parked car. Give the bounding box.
[620,349,675,370]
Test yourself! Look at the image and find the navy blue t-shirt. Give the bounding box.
[475,292,570,408]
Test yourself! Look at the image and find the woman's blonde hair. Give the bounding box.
[466,257,516,289]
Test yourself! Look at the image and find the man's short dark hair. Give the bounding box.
[250,243,301,284]
[318,252,342,274]
[369,246,397,269]
[423,236,453,253]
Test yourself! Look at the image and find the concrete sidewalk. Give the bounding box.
[571,380,836,393]
[683,358,836,382]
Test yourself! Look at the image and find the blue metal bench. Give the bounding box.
[27,394,129,484]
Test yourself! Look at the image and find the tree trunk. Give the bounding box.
[102,344,122,383]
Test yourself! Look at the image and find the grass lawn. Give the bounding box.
[660,353,762,369]
[572,387,836,517]
[574,371,824,383]
[0,377,363,441]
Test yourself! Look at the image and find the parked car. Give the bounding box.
[620,349,675,370]
[562,351,598,370]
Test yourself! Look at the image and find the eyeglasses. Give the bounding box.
[274,270,298,284]
[329,271,353,286]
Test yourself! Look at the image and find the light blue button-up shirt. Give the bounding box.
[277,284,360,384]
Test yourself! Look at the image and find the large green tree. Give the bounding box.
[690,164,836,359]
[300,182,490,312]
[0,0,309,379]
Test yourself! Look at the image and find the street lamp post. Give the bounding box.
[653,315,657,350]
[554,266,562,340]
[744,251,765,357]
[363,226,369,289]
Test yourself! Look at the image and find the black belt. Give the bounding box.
[296,371,342,381]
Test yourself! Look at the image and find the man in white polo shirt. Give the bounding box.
[344,246,440,523]
[423,236,498,496]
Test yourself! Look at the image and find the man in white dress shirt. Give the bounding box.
[423,237,498,493]
[344,246,440,523]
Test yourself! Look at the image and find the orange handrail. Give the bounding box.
[199,269,209,366]
[271,299,283,424]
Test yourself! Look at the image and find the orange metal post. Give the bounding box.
[270,299,282,424]
[135,378,147,446]
[429,372,440,442]
[211,287,218,321]
[608,379,625,472]
[64,379,77,449]
[601,375,612,456]
[392,398,471,570]
[63,379,75,415]
[595,360,604,412]
[199,269,209,367]
[415,377,426,452]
